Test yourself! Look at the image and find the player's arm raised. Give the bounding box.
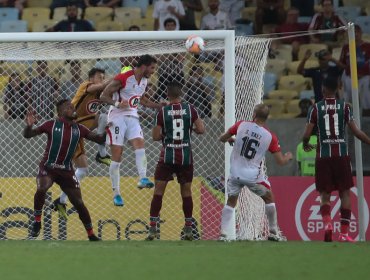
[23,110,42,138]
[140,95,165,109]
[87,78,112,95]
[85,131,106,144]
[348,120,370,145]
[100,79,128,108]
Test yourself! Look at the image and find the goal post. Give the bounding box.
[0,30,271,240]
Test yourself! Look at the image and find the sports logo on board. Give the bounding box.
[295,184,369,241]
[86,100,100,114]
[128,95,140,108]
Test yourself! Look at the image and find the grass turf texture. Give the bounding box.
[0,241,369,280]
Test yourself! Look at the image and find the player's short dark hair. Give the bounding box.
[137,54,157,67]
[88,67,105,78]
[67,0,78,7]
[164,18,176,27]
[56,99,70,114]
[254,104,270,120]
[166,81,183,98]
[322,76,338,92]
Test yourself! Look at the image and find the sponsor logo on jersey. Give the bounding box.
[86,99,100,114]
[128,95,140,108]
[295,184,369,241]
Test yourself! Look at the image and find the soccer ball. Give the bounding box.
[185,35,205,54]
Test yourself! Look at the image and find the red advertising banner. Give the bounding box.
[270,177,370,241]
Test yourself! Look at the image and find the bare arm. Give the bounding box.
[86,78,112,94]
[152,125,162,141]
[219,131,233,143]
[273,151,293,166]
[85,131,106,144]
[100,79,128,108]
[193,118,205,134]
[348,120,370,145]
[302,123,315,152]
[297,50,311,75]
[140,95,163,109]
[23,110,41,138]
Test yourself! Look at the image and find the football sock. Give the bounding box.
[135,148,147,179]
[109,161,121,196]
[221,205,234,236]
[149,216,159,227]
[150,194,163,225]
[97,114,107,157]
[75,167,88,182]
[265,203,278,234]
[320,204,331,226]
[340,208,351,234]
[84,223,94,236]
[34,210,42,222]
[34,190,46,214]
[182,196,193,226]
[60,192,68,204]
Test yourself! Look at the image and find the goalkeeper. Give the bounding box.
[219,104,292,241]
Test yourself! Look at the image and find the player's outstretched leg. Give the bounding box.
[109,161,124,206]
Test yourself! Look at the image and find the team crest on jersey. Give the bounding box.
[86,99,100,114]
[72,128,79,136]
[128,95,140,108]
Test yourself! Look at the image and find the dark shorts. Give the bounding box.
[315,156,353,193]
[37,165,79,190]
[154,162,193,184]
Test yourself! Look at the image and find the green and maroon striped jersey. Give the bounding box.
[155,102,199,165]
[307,98,353,158]
[35,118,90,170]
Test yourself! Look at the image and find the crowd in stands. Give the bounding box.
[1,0,370,120]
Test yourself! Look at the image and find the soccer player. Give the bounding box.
[219,104,292,241]
[302,77,370,242]
[100,54,163,207]
[53,68,112,217]
[23,99,105,241]
[146,81,205,241]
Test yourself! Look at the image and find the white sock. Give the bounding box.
[265,203,278,235]
[75,167,88,183]
[221,205,235,238]
[97,113,107,157]
[135,148,147,179]
[109,161,121,196]
[60,192,68,204]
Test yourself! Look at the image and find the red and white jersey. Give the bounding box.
[228,121,281,182]
[108,70,148,118]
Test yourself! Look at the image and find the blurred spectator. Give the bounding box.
[297,49,343,102]
[180,0,203,30]
[153,0,185,31]
[84,0,120,8]
[47,2,95,32]
[308,0,346,46]
[290,0,314,17]
[255,0,285,34]
[3,72,27,119]
[128,25,140,31]
[296,134,317,176]
[220,0,251,25]
[50,0,85,10]
[185,65,214,118]
[339,24,370,115]
[296,98,313,118]
[275,7,309,60]
[164,17,177,30]
[60,60,82,99]
[201,0,232,30]
[27,61,59,119]
[0,0,26,11]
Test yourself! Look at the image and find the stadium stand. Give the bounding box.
[28,0,53,8]
[121,0,149,17]
[21,8,50,31]
[0,8,19,23]
[84,7,113,26]
[0,20,27,32]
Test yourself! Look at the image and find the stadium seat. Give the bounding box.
[121,0,149,17]
[32,20,57,32]
[354,16,370,35]
[0,8,19,22]
[131,17,153,31]
[268,89,299,100]
[342,0,365,8]
[0,20,28,32]
[262,99,286,117]
[241,7,256,22]
[300,90,315,100]
[114,7,141,23]
[288,60,319,74]
[85,7,113,26]
[273,47,292,62]
[96,21,125,31]
[298,43,328,61]
[27,0,52,8]
[335,6,361,22]
[263,72,277,97]
[0,75,9,93]
[286,99,301,115]
[278,74,307,92]
[21,8,50,31]
[265,59,287,78]
[53,7,82,21]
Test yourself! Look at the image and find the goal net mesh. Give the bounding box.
[0,34,271,240]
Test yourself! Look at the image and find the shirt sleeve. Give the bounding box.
[190,105,199,123]
[227,120,243,136]
[34,120,53,135]
[268,132,281,153]
[155,108,164,127]
[113,72,128,88]
[307,104,317,124]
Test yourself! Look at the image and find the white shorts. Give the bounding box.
[106,115,143,146]
[226,176,271,197]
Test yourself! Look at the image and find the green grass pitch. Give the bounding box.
[0,241,369,280]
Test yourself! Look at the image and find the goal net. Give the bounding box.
[0,31,271,240]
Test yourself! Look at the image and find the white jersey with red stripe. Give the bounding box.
[108,70,148,119]
[228,121,281,182]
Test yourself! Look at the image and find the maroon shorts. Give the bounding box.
[37,165,79,190]
[315,156,353,193]
[154,162,193,184]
